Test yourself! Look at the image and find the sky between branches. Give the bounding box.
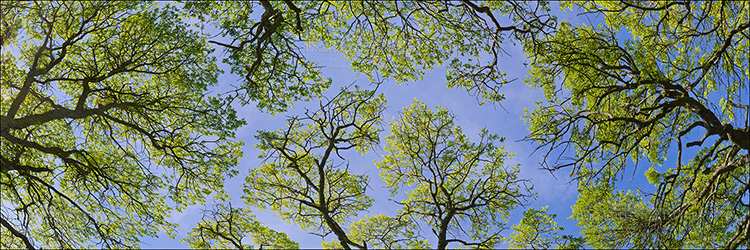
[139,3,624,248]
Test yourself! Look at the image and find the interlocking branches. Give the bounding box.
[184,203,298,249]
[244,86,386,250]
[522,1,749,248]
[377,101,532,250]
[184,1,556,111]
[1,2,242,248]
[319,0,555,105]
[183,0,330,113]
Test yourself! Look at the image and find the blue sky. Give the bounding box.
[139,1,747,248]
[139,3,600,248]
[143,44,582,249]
[3,1,744,249]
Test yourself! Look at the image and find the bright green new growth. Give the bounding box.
[319,214,430,249]
[243,87,386,249]
[10,0,743,248]
[182,1,332,114]
[182,1,555,111]
[1,1,243,249]
[245,97,538,250]
[523,1,749,248]
[508,207,584,249]
[1,0,567,248]
[376,100,532,249]
[183,203,298,250]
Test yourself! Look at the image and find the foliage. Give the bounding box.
[319,214,430,249]
[242,87,386,249]
[244,96,535,250]
[508,206,584,249]
[183,203,298,250]
[12,0,744,248]
[0,0,567,248]
[0,1,243,248]
[523,1,749,248]
[376,100,532,249]
[182,0,331,113]
[181,0,555,110]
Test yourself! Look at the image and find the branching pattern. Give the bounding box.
[184,203,298,250]
[377,101,532,249]
[1,2,243,248]
[244,86,385,250]
[184,1,555,111]
[523,1,749,248]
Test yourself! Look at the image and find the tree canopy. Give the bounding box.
[375,100,532,249]
[181,0,555,111]
[522,1,748,248]
[508,206,584,249]
[2,0,747,249]
[244,87,385,249]
[183,203,298,249]
[1,1,243,248]
[254,96,532,250]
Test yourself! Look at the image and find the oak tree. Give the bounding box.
[179,1,561,248]
[376,101,532,249]
[1,1,244,248]
[243,87,387,250]
[523,1,749,248]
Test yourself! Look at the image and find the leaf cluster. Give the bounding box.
[1,1,243,248]
[522,1,749,248]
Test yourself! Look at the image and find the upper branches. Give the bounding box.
[183,0,330,113]
[183,0,556,111]
[522,1,749,248]
[1,2,243,248]
[183,203,298,250]
[376,100,532,250]
[244,86,386,250]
